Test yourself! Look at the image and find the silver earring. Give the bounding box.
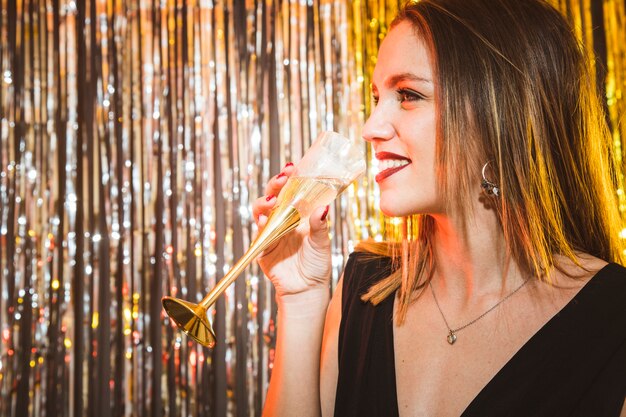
[481,161,500,197]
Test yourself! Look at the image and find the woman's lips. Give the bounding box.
[376,164,409,182]
[375,152,411,183]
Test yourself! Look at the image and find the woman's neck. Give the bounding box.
[429,211,526,302]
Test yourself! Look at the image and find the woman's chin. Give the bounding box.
[379,203,409,218]
[379,200,440,218]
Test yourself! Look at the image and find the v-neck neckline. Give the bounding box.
[390,262,615,416]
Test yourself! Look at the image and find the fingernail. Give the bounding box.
[321,205,330,221]
[284,162,294,168]
[266,194,275,201]
[277,172,287,179]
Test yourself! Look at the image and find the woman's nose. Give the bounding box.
[362,105,395,143]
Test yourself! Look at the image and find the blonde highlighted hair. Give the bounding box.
[360,0,625,324]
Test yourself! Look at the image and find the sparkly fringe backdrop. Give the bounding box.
[0,1,624,416]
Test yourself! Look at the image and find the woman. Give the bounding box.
[254,0,626,415]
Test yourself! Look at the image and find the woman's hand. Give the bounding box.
[252,163,332,304]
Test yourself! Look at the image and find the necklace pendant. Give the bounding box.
[447,330,457,345]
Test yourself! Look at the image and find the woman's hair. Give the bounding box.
[360,0,625,323]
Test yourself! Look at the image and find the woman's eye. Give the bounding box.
[397,88,424,103]
[371,89,424,107]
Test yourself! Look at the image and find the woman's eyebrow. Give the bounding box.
[385,72,433,88]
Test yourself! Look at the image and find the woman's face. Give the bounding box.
[363,21,440,218]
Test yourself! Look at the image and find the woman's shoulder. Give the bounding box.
[551,252,614,284]
[348,239,392,264]
[582,261,626,311]
[344,250,393,280]
[550,254,626,321]
[342,242,395,296]
[596,261,626,281]
[544,254,625,304]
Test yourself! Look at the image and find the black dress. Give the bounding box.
[335,252,626,417]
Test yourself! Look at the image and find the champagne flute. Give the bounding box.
[162,131,366,347]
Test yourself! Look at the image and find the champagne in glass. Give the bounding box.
[162,131,365,347]
[275,176,350,219]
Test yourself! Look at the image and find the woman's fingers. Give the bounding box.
[252,194,277,223]
[252,163,295,224]
[263,163,294,196]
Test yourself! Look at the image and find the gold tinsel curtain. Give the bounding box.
[0,1,623,416]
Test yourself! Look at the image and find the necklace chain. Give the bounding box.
[429,277,531,345]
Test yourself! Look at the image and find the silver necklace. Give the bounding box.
[429,277,531,345]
